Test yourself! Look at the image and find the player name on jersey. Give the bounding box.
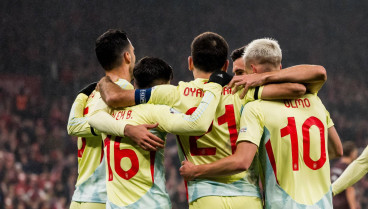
[284,98,311,108]
[111,110,133,120]
[183,86,232,97]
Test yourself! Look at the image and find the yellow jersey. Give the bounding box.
[89,82,223,208]
[237,94,334,208]
[148,78,263,202]
[67,79,134,203]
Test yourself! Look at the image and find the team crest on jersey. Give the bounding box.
[239,127,247,133]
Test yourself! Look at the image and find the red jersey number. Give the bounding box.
[187,104,238,156]
[104,136,140,181]
[280,116,326,171]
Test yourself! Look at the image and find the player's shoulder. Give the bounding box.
[178,79,205,88]
[153,84,178,91]
[244,99,262,107]
[115,78,134,90]
[86,90,101,104]
[178,80,193,88]
[241,100,264,115]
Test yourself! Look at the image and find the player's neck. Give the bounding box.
[193,68,212,80]
[105,66,132,83]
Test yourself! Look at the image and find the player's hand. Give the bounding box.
[208,71,233,87]
[78,82,97,96]
[179,160,197,181]
[98,76,113,96]
[124,123,165,151]
[228,74,265,99]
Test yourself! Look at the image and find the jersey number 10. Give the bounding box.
[280,116,326,171]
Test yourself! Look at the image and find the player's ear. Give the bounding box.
[188,56,194,72]
[221,59,229,72]
[279,64,282,70]
[124,52,131,64]
[251,64,257,74]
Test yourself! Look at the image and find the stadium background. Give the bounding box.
[1,1,367,208]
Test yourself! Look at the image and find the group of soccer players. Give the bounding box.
[66,29,357,209]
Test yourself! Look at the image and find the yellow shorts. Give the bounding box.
[189,196,263,209]
[69,201,106,209]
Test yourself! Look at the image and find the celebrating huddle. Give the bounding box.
[67,29,343,209]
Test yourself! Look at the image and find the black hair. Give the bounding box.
[95,29,131,71]
[133,57,173,89]
[191,32,229,73]
[230,46,246,61]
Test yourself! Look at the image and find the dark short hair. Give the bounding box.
[342,141,357,157]
[95,29,131,71]
[191,32,229,73]
[133,57,173,89]
[230,46,246,61]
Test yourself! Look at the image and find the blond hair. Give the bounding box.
[243,38,282,67]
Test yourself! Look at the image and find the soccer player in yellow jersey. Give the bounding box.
[180,38,344,209]
[68,81,107,209]
[67,29,163,209]
[332,145,368,195]
[97,32,330,209]
[88,56,232,209]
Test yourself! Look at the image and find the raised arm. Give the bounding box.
[229,65,327,98]
[156,71,232,135]
[154,82,222,135]
[98,76,178,108]
[67,82,100,137]
[261,83,306,100]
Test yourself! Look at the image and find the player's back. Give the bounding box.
[247,94,332,208]
[101,104,170,209]
[150,78,261,202]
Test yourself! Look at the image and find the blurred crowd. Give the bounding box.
[1,0,368,208]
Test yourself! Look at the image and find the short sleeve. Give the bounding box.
[242,86,265,104]
[148,84,179,106]
[325,109,334,128]
[237,101,264,147]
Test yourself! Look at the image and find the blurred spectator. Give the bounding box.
[331,141,359,209]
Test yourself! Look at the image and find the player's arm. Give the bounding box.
[229,65,327,99]
[346,187,358,209]
[180,142,258,180]
[152,71,232,135]
[180,100,262,180]
[261,83,306,100]
[98,76,135,108]
[87,98,164,151]
[327,126,343,159]
[154,83,221,135]
[240,83,306,104]
[324,108,343,159]
[67,82,100,137]
[332,146,368,195]
[98,76,178,108]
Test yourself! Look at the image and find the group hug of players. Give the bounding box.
[67,29,368,209]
